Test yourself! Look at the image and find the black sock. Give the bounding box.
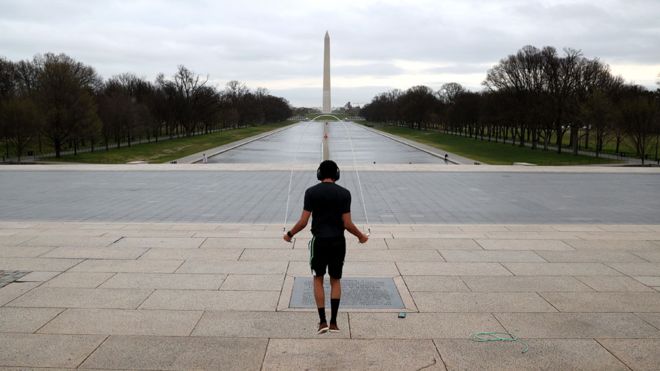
[318,307,326,323]
[330,298,340,324]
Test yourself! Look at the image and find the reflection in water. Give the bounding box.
[209,121,447,164]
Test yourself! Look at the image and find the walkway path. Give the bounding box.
[0,221,658,370]
[1,167,659,224]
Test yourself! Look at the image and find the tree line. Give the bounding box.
[360,45,660,164]
[0,53,292,160]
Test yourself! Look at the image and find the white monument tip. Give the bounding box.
[322,31,331,113]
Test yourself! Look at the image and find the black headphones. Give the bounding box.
[317,161,340,181]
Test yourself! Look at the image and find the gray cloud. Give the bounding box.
[0,0,658,106]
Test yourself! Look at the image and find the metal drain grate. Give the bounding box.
[0,271,30,289]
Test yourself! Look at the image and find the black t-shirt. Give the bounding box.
[304,182,351,238]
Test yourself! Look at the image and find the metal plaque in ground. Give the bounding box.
[0,271,30,288]
[289,277,405,309]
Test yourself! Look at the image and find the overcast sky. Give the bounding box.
[1,0,658,107]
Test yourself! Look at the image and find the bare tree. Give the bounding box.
[35,53,100,157]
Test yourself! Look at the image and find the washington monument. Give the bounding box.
[322,31,331,113]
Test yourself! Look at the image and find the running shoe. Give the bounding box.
[329,323,340,332]
[318,322,329,334]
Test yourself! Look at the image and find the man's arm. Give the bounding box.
[342,212,368,243]
[283,210,311,242]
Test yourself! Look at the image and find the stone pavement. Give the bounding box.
[2,166,660,224]
[0,221,659,370]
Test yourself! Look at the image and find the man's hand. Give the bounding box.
[283,233,292,243]
[358,233,369,244]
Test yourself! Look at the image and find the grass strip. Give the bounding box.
[370,124,620,165]
[53,121,294,164]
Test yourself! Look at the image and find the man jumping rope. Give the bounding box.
[283,160,369,334]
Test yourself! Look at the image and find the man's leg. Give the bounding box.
[329,277,341,331]
[314,275,328,333]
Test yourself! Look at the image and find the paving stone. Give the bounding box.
[0,222,37,229]
[139,289,279,311]
[476,239,573,250]
[397,262,512,276]
[176,260,287,274]
[412,292,556,312]
[551,224,606,232]
[350,312,504,339]
[577,232,660,241]
[14,229,107,237]
[635,276,660,286]
[0,246,53,258]
[392,232,482,239]
[576,276,655,292]
[565,240,659,250]
[113,237,205,249]
[608,262,660,276]
[386,238,481,250]
[597,339,660,371]
[295,237,388,249]
[201,237,286,249]
[536,250,646,263]
[503,262,621,276]
[263,339,443,371]
[347,249,444,262]
[8,287,152,309]
[0,257,82,272]
[70,259,183,273]
[40,308,202,336]
[288,261,400,276]
[140,247,243,260]
[632,250,660,262]
[403,276,470,292]
[541,292,660,312]
[15,271,60,282]
[504,225,558,231]
[21,236,116,248]
[100,273,225,290]
[42,272,114,288]
[439,250,545,262]
[0,307,63,332]
[599,225,655,232]
[41,246,147,259]
[105,230,196,238]
[121,223,189,231]
[192,311,349,338]
[0,282,39,306]
[0,235,36,246]
[458,225,510,232]
[409,226,464,233]
[80,335,267,370]
[239,249,307,261]
[220,274,284,291]
[0,333,106,368]
[462,276,593,292]
[636,313,660,330]
[434,339,628,371]
[495,312,660,338]
[485,231,581,240]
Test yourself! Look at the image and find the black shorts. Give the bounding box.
[308,236,346,279]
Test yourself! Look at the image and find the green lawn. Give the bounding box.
[51,121,294,164]
[371,124,620,165]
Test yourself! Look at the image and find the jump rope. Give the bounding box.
[282,119,371,236]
